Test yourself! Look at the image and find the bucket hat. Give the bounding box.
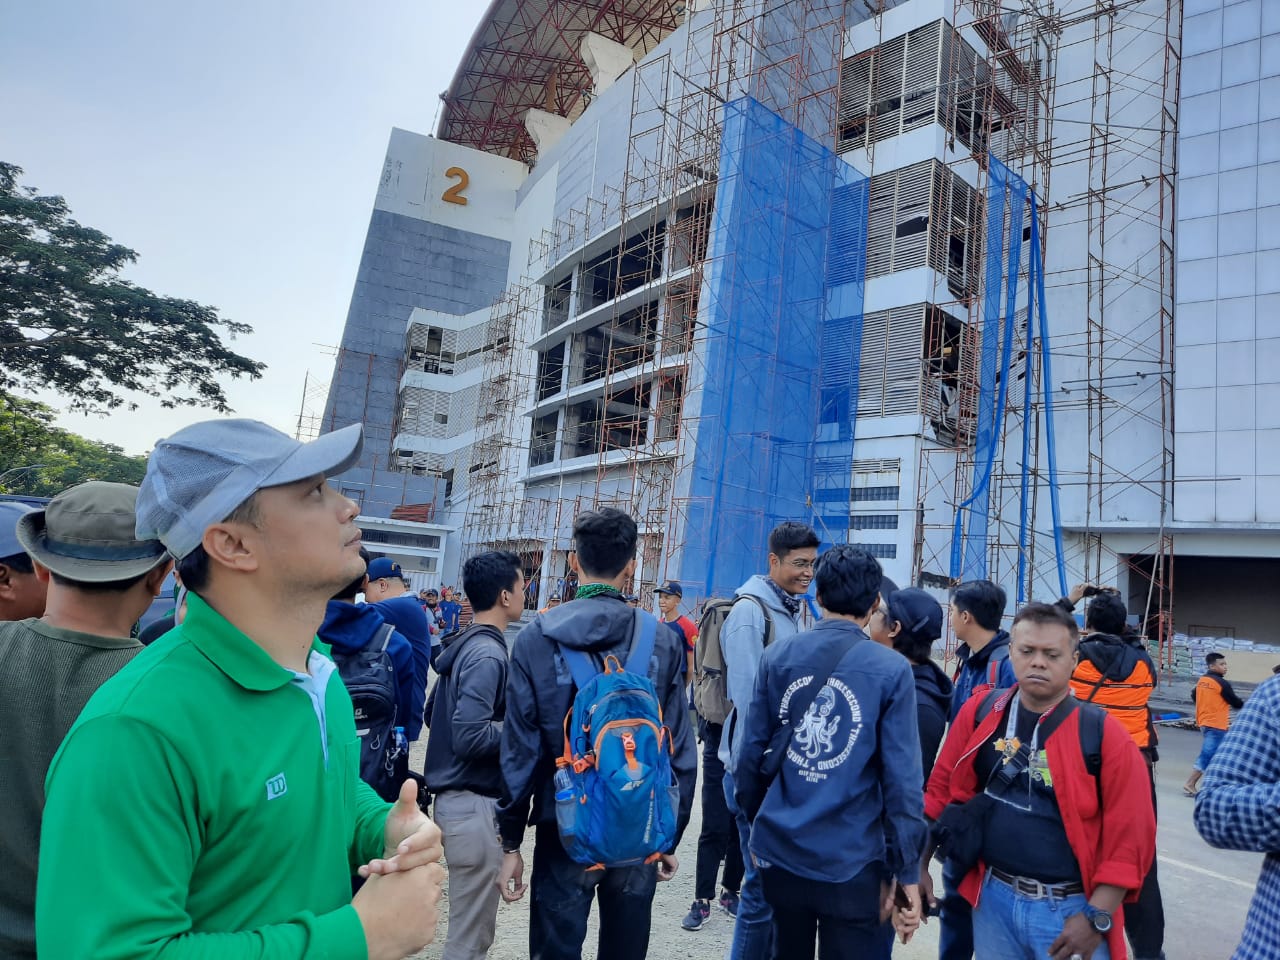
[16,482,167,583]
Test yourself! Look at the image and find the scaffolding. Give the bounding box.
[908,0,1179,668]
[451,0,1180,649]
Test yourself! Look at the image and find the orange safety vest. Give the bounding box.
[1194,674,1232,731]
[1070,643,1156,749]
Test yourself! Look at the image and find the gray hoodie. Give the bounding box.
[717,573,805,769]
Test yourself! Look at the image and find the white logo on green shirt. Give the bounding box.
[266,773,288,800]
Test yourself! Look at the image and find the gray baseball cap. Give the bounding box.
[0,501,36,559]
[136,419,363,560]
[16,482,167,583]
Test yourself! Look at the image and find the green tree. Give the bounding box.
[0,395,147,498]
[0,161,265,413]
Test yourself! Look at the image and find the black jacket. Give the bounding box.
[912,659,953,783]
[496,593,697,852]
[423,623,507,798]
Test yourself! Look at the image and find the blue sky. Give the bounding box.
[1,1,485,454]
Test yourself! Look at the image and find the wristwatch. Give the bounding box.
[1081,904,1113,934]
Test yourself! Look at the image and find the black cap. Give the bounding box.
[654,580,684,597]
[885,588,944,642]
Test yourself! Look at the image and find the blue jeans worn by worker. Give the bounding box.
[1194,726,1227,771]
[723,769,772,960]
[972,870,1111,960]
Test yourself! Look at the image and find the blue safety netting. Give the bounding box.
[951,155,1066,597]
[680,96,867,598]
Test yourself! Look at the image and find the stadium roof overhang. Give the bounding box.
[438,0,684,163]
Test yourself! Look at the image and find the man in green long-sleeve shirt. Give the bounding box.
[37,419,445,960]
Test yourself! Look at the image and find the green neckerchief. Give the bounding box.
[574,583,623,601]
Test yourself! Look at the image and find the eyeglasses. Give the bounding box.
[785,558,815,571]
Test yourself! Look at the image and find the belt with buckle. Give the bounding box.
[989,867,1084,900]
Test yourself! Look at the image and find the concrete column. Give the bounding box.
[579,32,634,96]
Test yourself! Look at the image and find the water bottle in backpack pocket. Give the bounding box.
[555,610,679,868]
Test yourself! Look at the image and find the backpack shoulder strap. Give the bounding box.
[974,685,1006,726]
[1077,701,1106,778]
[986,643,1010,686]
[557,645,599,691]
[624,609,658,677]
[732,593,774,646]
[375,622,395,655]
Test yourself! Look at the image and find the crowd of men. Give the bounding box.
[0,417,1277,960]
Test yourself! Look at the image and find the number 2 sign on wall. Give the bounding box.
[442,167,470,206]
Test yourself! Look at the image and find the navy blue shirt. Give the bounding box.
[734,619,928,885]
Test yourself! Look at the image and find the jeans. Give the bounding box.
[1194,727,1226,772]
[528,823,656,960]
[938,858,974,960]
[434,790,502,960]
[1125,757,1165,959]
[972,871,1111,960]
[723,769,772,960]
[761,862,885,960]
[695,720,745,901]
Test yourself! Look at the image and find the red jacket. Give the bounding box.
[925,687,1156,960]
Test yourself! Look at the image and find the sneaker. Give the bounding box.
[718,889,740,917]
[681,899,711,931]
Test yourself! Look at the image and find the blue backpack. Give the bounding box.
[554,609,680,869]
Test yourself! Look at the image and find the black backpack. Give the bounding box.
[334,623,407,801]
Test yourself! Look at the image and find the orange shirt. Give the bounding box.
[1194,674,1233,730]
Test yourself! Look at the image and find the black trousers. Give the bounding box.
[1125,756,1166,959]
[528,823,657,960]
[761,862,885,960]
[695,719,746,901]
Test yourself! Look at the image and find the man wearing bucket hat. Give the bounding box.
[0,481,171,960]
[0,501,48,622]
[37,420,444,960]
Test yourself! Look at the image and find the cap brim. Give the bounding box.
[16,511,168,584]
[261,423,363,489]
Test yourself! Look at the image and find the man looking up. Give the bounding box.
[1184,651,1245,797]
[366,556,430,740]
[0,482,170,959]
[37,420,444,960]
[495,507,696,960]
[425,550,524,960]
[0,502,47,622]
[925,602,1155,960]
[719,521,819,960]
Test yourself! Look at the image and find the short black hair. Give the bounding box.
[814,545,881,618]
[1085,592,1127,636]
[572,508,637,578]
[951,579,1006,631]
[1011,601,1079,646]
[49,556,169,595]
[332,547,371,602]
[1206,652,1226,666]
[0,551,34,575]
[175,494,261,594]
[463,551,522,611]
[768,521,820,560]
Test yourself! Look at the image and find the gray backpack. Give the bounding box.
[693,595,773,724]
